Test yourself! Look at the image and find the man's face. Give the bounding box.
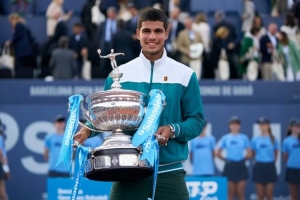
[136,21,168,58]
[107,10,116,19]
[268,24,277,35]
[55,121,65,132]
[73,26,81,35]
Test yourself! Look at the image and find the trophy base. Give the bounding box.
[84,133,153,182]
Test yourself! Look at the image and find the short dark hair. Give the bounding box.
[58,36,69,48]
[73,22,83,28]
[137,8,168,30]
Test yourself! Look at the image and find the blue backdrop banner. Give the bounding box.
[47,176,227,200]
[0,80,298,200]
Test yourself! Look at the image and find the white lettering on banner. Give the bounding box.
[21,121,55,174]
[200,85,254,97]
[200,86,221,96]
[0,112,19,152]
[200,182,218,197]
[65,109,77,147]
[29,86,104,97]
[137,94,162,136]
[72,169,82,200]
[186,181,218,198]
[58,189,72,195]
[58,195,108,200]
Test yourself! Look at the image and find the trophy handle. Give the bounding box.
[80,98,91,122]
[78,121,102,132]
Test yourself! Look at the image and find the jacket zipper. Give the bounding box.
[148,61,154,95]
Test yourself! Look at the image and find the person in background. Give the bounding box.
[5,13,35,79]
[280,14,299,49]
[69,22,88,79]
[0,119,9,200]
[189,122,215,176]
[49,36,77,79]
[213,11,237,43]
[216,116,251,200]
[44,115,70,177]
[97,6,118,78]
[282,118,300,200]
[165,6,184,60]
[251,117,278,200]
[81,0,97,42]
[252,15,267,40]
[238,27,260,79]
[10,0,31,16]
[259,23,278,81]
[192,13,213,79]
[176,17,203,79]
[46,0,72,37]
[125,2,140,58]
[111,19,134,65]
[277,31,300,82]
[211,26,238,79]
[241,0,255,34]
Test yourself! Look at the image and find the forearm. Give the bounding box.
[173,73,205,142]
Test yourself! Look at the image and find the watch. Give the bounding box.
[167,124,176,139]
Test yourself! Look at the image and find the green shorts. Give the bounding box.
[110,169,189,200]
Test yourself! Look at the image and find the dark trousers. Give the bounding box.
[77,59,83,79]
[110,169,189,200]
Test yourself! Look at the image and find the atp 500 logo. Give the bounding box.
[186,181,219,200]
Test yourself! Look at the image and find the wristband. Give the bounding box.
[2,164,9,173]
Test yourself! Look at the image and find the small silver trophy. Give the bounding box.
[79,49,153,182]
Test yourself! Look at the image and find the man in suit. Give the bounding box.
[213,11,237,43]
[99,0,119,18]
[260,23,278,81]
[165,7,184,60]
[176,17,203,79]
[97,6,117,78]
[125,2,140,58]
[112,19,134,65]
[50,36,77,79]
[69,22,88,79]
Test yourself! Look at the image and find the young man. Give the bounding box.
[44,115,70,177]
[74,8,205,200]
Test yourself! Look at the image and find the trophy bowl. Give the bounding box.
[80,49,154,182]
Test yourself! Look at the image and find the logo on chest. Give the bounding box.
[259,143,268,149]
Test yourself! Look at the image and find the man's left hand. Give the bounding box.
[155,126,172,146]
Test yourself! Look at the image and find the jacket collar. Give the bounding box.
[139,48,167,70]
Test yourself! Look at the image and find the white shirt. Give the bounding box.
[267,32,277,47]
[192,22,211,52]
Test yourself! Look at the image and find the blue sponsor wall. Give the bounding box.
[0,80,299,200]
[47,177,227,200]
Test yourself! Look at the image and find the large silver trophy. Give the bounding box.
[80,49,153,182]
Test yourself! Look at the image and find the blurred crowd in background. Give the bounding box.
[0,0,300,81]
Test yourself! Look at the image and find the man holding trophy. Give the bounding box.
[73,8,205,200]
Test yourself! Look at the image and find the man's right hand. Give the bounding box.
[73,127,91,144]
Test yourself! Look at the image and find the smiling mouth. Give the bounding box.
[146,42,158,46]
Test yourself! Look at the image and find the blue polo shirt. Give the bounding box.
[282,135,300,169]
[218,133,250,161]
[251,135,278,162]
[45,133,68,173]
[190,135,216,175]
[0,135,6,158]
